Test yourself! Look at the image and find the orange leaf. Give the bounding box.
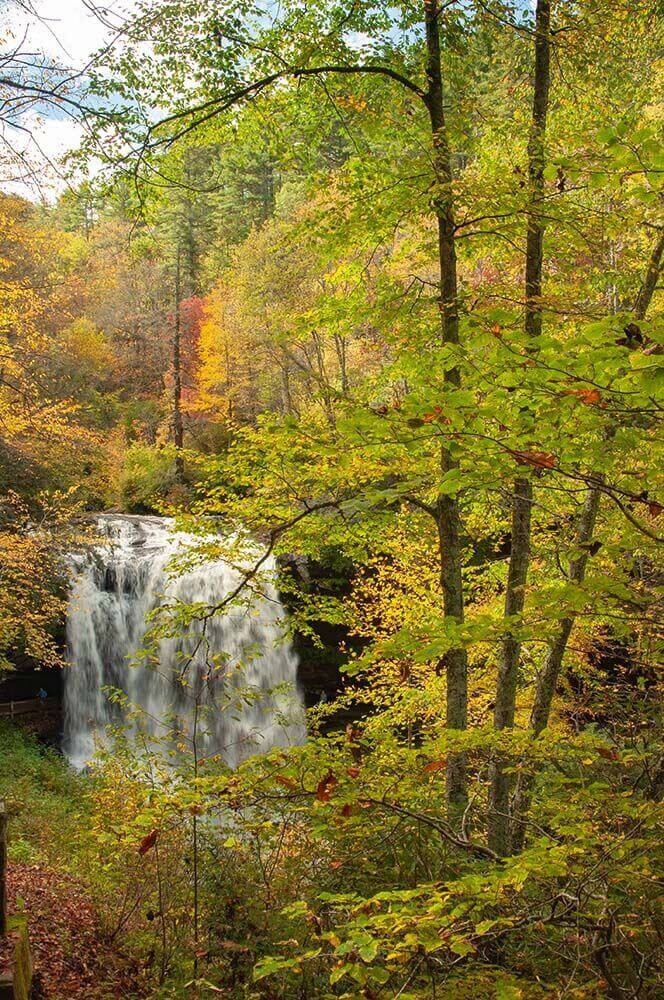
[346,766,360,779]
[423,760,447,774]
[567,387,602,405]
[513,450,556,469]
[423,405,445,424]
[138,829,158,856]
[276,774,297,790]
[597,747,619,762]
[316,771,338,803]
[422,405,451,425]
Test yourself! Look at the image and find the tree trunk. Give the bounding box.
[488,476,533,853]
[510,483,600,851]
[488,0,551,855]
[424,0,467,811]
[523,0,551,345]
[173,248,184,479]
[510,226,664,852]
[633,229,663,322]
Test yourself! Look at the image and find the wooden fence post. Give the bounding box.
[0,799,6,936]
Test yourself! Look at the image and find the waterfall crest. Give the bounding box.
[64,515,305,769]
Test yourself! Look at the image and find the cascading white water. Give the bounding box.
[64,515,305,769]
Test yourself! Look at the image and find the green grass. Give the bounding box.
[0,722,89,869]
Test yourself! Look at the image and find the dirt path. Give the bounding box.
[7,863,146,999]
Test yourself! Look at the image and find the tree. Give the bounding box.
[488,0,551,857]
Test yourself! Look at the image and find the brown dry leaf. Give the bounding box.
[316,771,338,803]
[513,450,556,469]
[276,774,297,789]
[138,828,158,855]
[423,760,447,774]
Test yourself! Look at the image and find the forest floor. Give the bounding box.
[7,862,146,999]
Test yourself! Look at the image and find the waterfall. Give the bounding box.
[64,515,305,769]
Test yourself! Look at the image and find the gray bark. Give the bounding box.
[510,226,664,851]
[633,229,663,322]
[524,0,551,343]
[488,477,533,853]
[173,248,184,479]
[511,484,600,850]
[488,0,550,855]
[424,0,468,811]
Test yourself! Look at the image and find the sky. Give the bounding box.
[2,0,536,200]
[1,0,121,198]
[13,0,109,62]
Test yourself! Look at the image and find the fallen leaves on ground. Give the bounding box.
[7,862,146,999]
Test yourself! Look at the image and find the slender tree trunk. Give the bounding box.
[530,484,601,736]
[173,248,184,479]
[311,330,336,429]
[488,0,551,855]
[334,332,349,393]
[424,0,467,811]
[523,0,551,345]
[510,484,600,851]
[510,227,664,852]
[488,477,533,852]
[633,229,663,322]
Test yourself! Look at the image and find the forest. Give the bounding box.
[0,0,662,997]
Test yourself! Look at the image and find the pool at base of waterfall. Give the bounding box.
[64,515,306,769]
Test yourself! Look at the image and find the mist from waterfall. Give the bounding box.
[64,515,306,769]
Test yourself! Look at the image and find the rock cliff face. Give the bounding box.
[278,548,366,726]
[0,639,64,743]
[0,650,63,703]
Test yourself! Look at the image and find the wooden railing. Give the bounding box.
[0,698,59,719]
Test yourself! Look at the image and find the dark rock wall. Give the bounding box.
[278,547,366,727]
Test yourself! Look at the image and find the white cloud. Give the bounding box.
[1,117,85,200]
[8,0,115,66]
[1,0,124,199]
